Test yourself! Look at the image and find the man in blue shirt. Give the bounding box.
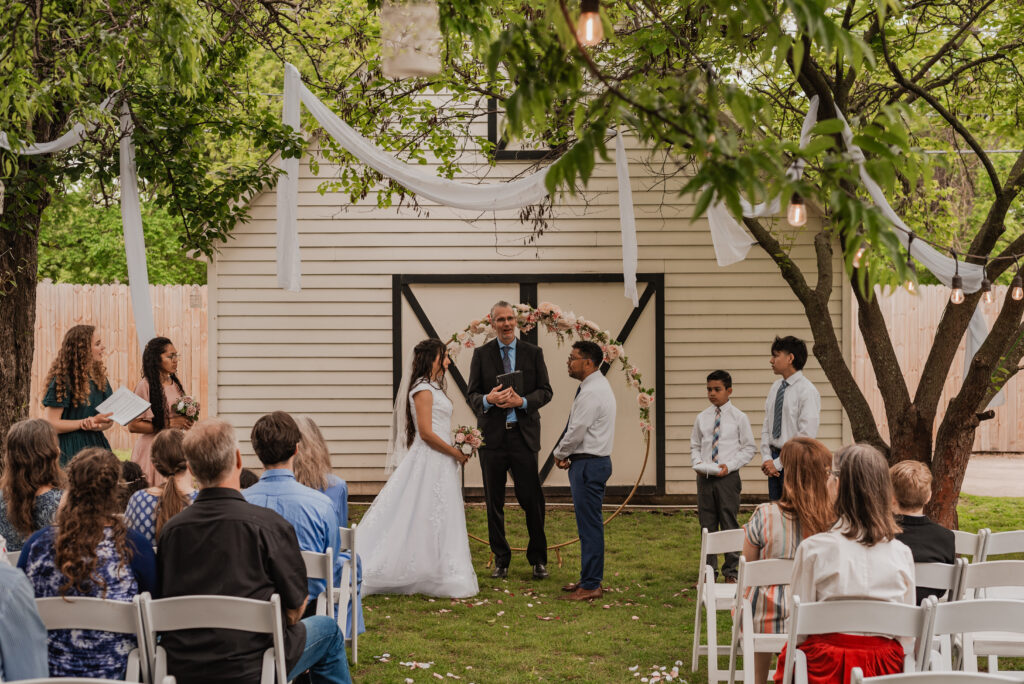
[244,411,361,634]
[0,559,49,680]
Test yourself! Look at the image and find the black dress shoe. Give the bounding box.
[532,564,550,580]
[491,565,508,579]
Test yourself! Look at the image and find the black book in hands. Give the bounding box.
[496,370,524,396]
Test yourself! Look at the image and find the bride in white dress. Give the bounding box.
[359,338,480,598]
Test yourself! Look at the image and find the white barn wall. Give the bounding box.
[210,135,845,498]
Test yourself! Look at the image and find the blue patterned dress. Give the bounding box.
[0,489,62,552]
[19,526,157,678]
[124,489,199,545]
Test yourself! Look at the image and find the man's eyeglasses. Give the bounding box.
[567,355,584,362]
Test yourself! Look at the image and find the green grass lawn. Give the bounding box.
[348,496,1024,683]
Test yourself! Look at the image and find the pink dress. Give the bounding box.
[130,378,183,487]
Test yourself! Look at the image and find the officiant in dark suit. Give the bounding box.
[467,301,553,580]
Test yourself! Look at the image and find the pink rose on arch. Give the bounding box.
[603,344,623,362]
[538,301,562,318]
[463,339,476,349]
[640,420,653,434]
[469,320,484,334]
[637,393,653,408]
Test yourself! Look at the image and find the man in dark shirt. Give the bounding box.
[890,460,955,605]
[158,418,351,684]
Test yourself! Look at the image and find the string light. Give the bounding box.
[576,0,604,46]
[904,234,917,293]
[982,275,994,304]
[852,243,867,268]
[787,192,807,227]
[1013,259,1024,301]
[950,251,965,304]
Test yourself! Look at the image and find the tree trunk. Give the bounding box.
[0,156,52,460]
[928,420,978,528]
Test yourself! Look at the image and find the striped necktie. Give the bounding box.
[771,379,788,440]
[711,407,721,462]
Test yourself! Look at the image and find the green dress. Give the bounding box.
[43,377,113,466]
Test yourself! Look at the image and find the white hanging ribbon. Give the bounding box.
[0,95,155,352]
[277,63,640,306]
[704,95,999,407]
[615,130,639,307]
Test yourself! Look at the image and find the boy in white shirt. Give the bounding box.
[761,336,821,500]
[691,370,756,582]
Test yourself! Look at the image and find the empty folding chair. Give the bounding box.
[35,594,150,683]
[952,529,988,562]
[727,557,794,684]
[946,565,1024,673]
[140,592,288,684]
[850,666,1024,683]
[301,547,335,619]
[924,597,1024,674]
[977,530,1024,562]
[331,524,359,663]
[913,560,967,670]
[780,598,927,684]
[692,527,746,681]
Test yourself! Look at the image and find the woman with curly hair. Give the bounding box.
[741,436,836,684]
[125,429,196,544]
[18,447,156,678]
[0,419,65,552]
[295,415,349,526]
[128,336,193,485]
[41,324,115,466]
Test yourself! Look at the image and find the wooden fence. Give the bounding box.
[29,283,207,453]
[26,282,1024,455]
[850,284,1024,453]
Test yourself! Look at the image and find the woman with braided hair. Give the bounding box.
[125,428,196,544]
[18,447,156,678]
[40,324,115,466]
[129,336,193,485]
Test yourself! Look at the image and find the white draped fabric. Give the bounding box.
[0,97,156,352]
[705,95,999,406]
[615,130,639,306]
[276,63,640,305]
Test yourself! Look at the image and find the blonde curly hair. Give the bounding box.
[43,325,109,408]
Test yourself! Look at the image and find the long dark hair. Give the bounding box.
[141,337,184,432]
[2,419,64,538]
[151,429,190,539]
[55,448,132,598]
[405,338,448,448]
[43,324,109,408]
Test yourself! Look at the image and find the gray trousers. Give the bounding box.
[696,469,742,579]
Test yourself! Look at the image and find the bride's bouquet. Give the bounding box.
[453,425,484,457]
[173,395,200,422]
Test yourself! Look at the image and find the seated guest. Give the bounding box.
[244,413,344,608]
[295,415,349,527]
[743,437,835,684]
[775,443,915,683]
[118,460,150,511]
[240,467,260,489]
[890,460,955,604]
[125,429,197,544]
[19,447,156,679]
[0,560,49,680]
[159,418,350,684]
[0,419,64,552]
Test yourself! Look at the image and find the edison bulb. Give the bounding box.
[787,195,807,227]
[576,4,603,46]
[951,288,965,304]
[905,280,917,294]
[1013,285,1024,301]
[852,245,866,268]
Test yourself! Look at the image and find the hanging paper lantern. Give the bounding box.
[380,0,442,79]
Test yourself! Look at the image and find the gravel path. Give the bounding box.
[962,454,1024,497]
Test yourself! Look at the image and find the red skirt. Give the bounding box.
[773,633,905,684]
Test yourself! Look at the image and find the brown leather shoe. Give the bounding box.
[561,582,580,592]
[558,586,604,601]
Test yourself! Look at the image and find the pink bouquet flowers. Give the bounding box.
[173,395,200,422]
[453,425,485,457]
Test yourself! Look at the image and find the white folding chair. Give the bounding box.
[727,557,794,684]
[692,527,745,682]
[953,529,989,561]
[949,562,1024,672]
[5,550,20,565]
[780,598,926,684]
[978,530,1024,563]
[330,524,359,664]
[924,598,1024,673]
[913,560,967,671]
[851,667,1024,683]
[301,547,335,619]
[140,592,288,684]
[35,594,150,683]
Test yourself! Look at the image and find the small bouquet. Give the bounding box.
[453,425,484,457]
[173,395,200,422]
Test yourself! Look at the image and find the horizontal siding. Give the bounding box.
[212,135,845,498]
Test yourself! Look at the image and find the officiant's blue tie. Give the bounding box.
[502,344,515,423]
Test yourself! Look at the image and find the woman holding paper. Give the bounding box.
[129,337,192,485]
[41,325,115,466]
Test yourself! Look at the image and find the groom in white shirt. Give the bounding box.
[553,340,616,601]
[761,335,820,500]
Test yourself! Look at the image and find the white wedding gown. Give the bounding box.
[359,381,479,598]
